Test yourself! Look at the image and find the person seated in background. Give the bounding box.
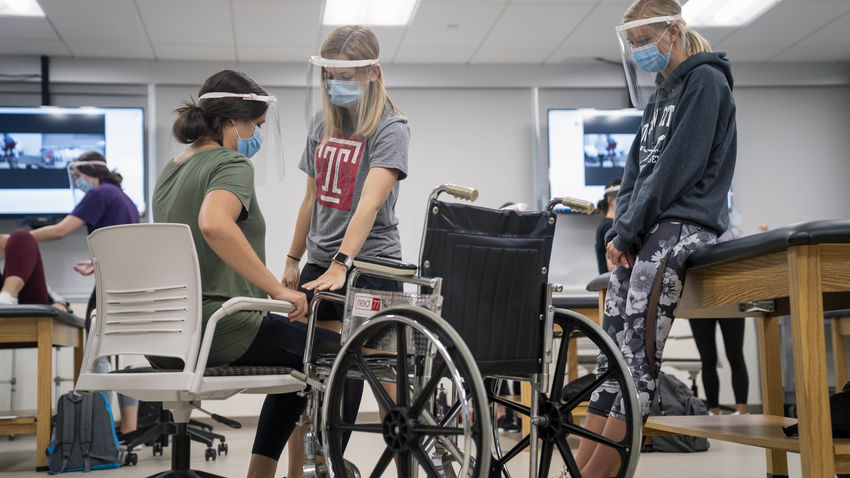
[594,178,622,274]
[0,228,139,434]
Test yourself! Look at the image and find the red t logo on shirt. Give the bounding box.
[315,135,364,211]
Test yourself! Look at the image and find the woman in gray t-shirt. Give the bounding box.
[282,25,410,478]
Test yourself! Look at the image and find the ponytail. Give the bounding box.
[682,26,712,56]
[172,100,216,144]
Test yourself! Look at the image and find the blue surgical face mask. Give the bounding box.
[631,26,672,73]
[326,80,362,108]
[74,176,94,193]
[234,122,262,158]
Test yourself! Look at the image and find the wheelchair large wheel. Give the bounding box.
[489,309,641,478]
[323,305,492,477]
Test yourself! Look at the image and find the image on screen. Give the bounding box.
[0,107,145,216]
[548,108,643,207]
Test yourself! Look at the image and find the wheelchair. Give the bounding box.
[294,184,641,478]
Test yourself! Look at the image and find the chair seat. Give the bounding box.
[76,365,305,402]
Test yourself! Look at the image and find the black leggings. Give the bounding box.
[231,313,357,460]
[688,318,749,408]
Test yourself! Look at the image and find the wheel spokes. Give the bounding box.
[369,446,395,478]
[411,425,465,436]
[411,361,447,413]
[562,421,628,453]
[396,323,409,407]
[351,352,395,411]
[555,436,582,478]
[562,368,618,411]
[412,444,443,478]
[332,422,384,434]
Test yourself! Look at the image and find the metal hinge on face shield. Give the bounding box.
[738,299,775,313]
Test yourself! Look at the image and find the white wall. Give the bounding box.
[2,58,850,416]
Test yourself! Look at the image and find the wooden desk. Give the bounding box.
[592,243,850,477]
[0,306,85,471]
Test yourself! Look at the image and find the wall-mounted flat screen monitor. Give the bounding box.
[548,108,643,209]
[0,106,145,217]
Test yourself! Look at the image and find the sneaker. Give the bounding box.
[0,291,18,305]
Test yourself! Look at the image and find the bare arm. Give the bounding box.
[282,177,316,288]
[198,189,307,319]
[303,167,399,292]
[29,215,85,242]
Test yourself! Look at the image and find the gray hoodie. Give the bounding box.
[606,52,737,253]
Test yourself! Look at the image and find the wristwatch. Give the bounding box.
[332,251,353,270]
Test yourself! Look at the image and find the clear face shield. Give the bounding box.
[305,55,380,131]
[198,92,285,179]
[67,158,107,203]
[616,14,682,108]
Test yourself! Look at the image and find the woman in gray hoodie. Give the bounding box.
[572,1,737,477]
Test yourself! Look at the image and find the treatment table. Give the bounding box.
[587,219,850,477]
[0,305,85,471]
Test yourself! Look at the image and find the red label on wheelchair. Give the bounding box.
[353,293,382,316]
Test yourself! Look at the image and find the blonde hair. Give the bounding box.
[624,0,711,57]
[319,25,401,141]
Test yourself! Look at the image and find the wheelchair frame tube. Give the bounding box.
[302,291,346,376]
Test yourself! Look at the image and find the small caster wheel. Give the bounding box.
[8,434,16,441]
[153,442,163,456]
[217,442,228,456]
[205,448,216,461]
[124,452,138,466]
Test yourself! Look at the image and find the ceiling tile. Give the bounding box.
[787,8,850,47]
[401,2,505,48]
[232,1,321,47]
[0,17,58,40]
[769,43,850,63]
[720,45,786,63]
[471,47,551,64]
[546,4,628,63]
[136,0,233,45]
[65,40,155,59]
[393,46,476,63]
[152,43,237,61]
[715,1,849,49]
[39,0,148,42]
[0,39,70,56]
[480,3,596,49]
[236,44,315,62]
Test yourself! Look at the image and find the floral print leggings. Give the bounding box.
[587,221,717,422]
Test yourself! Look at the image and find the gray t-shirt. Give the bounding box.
[299,106,409,266]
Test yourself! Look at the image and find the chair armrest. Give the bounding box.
[190,297,295,393]
[353,255,418,277]
[586,273,611,292]
[219,297,295,315]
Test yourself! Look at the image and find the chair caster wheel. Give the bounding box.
[205,447,217,461]
[218,442,228,455]
[124,452,138,466]
[152,442,163,456]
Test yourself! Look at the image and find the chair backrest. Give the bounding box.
[85,223,203,373]
[419,200,556,376]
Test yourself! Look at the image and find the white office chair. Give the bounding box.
[75,223,304,478]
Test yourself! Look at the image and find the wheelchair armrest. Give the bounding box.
[354,255,418,277]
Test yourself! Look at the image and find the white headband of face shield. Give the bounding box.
[198,92,278,104]
[616,13,683,32]
[68,160,107,171]
[604,185,621,195]
[309,55,379,68]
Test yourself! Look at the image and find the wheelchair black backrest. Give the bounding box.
[420,199,556,377]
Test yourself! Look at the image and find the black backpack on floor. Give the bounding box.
[782,381,850,439]
[642,371,710,453]
[46,392,121,474]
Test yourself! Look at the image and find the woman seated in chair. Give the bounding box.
[153,69,350,478]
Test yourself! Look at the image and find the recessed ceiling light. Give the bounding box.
[683,0,782,27]
[0,0,45,17]
[323,0,419,26]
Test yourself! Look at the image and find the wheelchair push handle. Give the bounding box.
[547,196,595,214]
[433,184,479,202]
